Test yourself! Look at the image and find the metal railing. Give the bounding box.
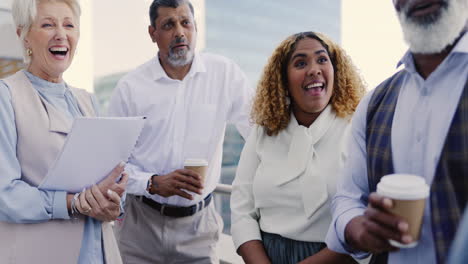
[214,183,233,195]
[213,184,244,264]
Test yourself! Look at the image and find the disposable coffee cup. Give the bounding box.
[184,158,208,184]
[376,174,429,248]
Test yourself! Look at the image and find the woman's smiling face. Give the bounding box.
[25,1,79,82]
[287,37,334,126]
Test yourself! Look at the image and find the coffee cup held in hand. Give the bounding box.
[376,174,429,248]
[184,159,208,184]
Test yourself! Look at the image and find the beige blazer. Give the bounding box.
[0,71,121,264]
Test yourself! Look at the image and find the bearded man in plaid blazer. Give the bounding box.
[325,0,468,264]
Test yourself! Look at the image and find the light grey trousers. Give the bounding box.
[114,194,223,264]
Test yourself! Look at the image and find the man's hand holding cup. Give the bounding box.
[345,174,429,253]
[149,169,203,200]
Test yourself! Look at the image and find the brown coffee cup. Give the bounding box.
[184,158,208,184]
[376,174,429,248]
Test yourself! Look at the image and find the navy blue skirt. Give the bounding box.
[261,231,326,264]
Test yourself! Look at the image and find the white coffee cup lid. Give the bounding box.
[184,158,208,167]
[377,174,429,200]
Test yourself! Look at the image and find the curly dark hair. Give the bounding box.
[251,31,366,136]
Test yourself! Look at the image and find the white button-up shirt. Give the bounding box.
[231,106,351,249]
[108,53,253,206]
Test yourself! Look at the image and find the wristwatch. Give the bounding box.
[146,174,158,194]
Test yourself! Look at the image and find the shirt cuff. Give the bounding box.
[231,219,262,250]
[52,191,70,220]
[326,207,370,259]
[118,191,127,218]
[127,171,154,196]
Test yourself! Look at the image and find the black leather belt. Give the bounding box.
[137,193,213,218]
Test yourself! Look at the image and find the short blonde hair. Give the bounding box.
[11,0,81,64]
[252,31,366,136]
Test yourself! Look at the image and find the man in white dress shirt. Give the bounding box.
[108,0,253,263]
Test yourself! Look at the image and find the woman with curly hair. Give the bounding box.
[230,31,366,264]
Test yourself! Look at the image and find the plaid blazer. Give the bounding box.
[366,70,468,264]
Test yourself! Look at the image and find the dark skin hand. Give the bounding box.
[345,193,413,254]
[150,169,203,200]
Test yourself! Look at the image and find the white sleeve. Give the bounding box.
[107,81,153,195]
[226,62,254,140]
[325,91,374,259]
[107,80,131,118]
[230,126,262,250]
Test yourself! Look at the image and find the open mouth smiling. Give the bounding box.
[49,47,69,56]
[304,82,325,92]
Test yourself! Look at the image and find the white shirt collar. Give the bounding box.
[277,105,340,218]
[277,105,337,186]
[287,104,336,142]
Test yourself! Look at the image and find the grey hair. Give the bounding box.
[11,0,81,64]
[149,0,194,27]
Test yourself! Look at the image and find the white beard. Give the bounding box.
[168,48,194,67]
[397,0,468,54]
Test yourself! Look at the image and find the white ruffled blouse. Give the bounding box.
[231,105,351,249]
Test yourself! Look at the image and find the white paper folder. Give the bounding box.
[39,116,146,193]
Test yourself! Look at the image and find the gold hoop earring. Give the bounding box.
[26,48,32,56]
